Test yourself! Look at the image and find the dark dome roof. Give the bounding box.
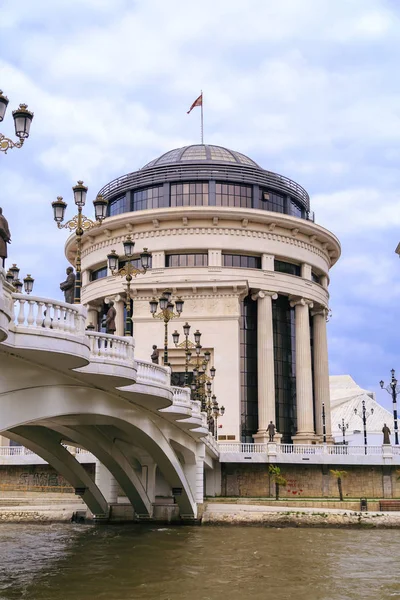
[142,144,260,169]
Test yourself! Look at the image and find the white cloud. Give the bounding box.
[1,0,400,394]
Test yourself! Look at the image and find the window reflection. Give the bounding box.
[108,195,128,217]
[216,183,252,208]
[259,189,285,213]
[165,254,208,267]
[240,295,258,442]
[273,296,297,443]
[90,266,108,281]
[223,254,261,269]
[274,260,301,277]
[170,182,209,207]
[132,186,163,211]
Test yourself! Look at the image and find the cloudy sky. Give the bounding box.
[1,0,399,410]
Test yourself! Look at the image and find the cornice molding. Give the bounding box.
[80,225,331,263]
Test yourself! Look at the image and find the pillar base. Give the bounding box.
[292,433,318,445]
[315,434,335,445]
[253,431,282,444]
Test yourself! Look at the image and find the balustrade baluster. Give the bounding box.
[52,305,61,330]
[27,300,35,326]
[35,302,44,327]
[43,304,52,329]
[58,306,67,332]
[17,299,26,326]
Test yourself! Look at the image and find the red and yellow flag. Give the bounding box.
[187,93,203,114]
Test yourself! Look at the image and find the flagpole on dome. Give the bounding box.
[187,92,204,144]
[201,90,204,145]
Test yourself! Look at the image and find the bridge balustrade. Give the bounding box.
[136,359,171,387]
[86,331,135,364]
[11,294,86,334]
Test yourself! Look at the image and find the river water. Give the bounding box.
[0,524,399,600]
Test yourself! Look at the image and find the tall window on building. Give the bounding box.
[289,200,303,218]
[273,296,297,443]
[223,254,261,269]
[132,186,163,211]
[108,195,128,217]
[170,182,209,207]
[165,254,208,267]
[90,266,108,281]
[215,183,252,208]
[259,189,285,213]
[312,272,321,284]
[240,295,258,442]
[274,260,301,277]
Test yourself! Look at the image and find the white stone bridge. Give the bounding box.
[0,269,220,520]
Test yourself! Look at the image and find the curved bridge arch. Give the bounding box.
[5,426,108,517]
[0,384,197,517]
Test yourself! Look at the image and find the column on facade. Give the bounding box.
[251,290,278,443]
[86,304,99,330]
[290,297,315,443]
[114,295,125,337]
[311,305,332,440]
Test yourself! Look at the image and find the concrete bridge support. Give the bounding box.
[49,424,153,517]
[6,426,109,517]
[95,462,119,504]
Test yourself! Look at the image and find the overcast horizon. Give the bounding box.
[1,0,400,412]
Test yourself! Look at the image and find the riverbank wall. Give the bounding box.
[222,463,399,499]
[202,502,400,528]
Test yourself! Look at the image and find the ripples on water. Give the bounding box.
[0,524,400,600]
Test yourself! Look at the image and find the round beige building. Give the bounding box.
[66,144,341,446]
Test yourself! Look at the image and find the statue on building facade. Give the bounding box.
[382,423,391,445]
[267,421,276,442]
[59,267,75,304]
[0,207,11,268]
[151,345,159,364]
[105,301,116,334]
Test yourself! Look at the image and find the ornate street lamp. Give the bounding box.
[6,263,34,294]
[107,238,151,336]
[0,91,34,154]
[190,345,216,411]
[212,396,225,441]
[354,399,374,455]
[172,322,197,386]
[338,419,349,445]
[23,274,34,295]
[52,182,108,304]
[322,402,327,444]
[149,290,184,366]
[380,369,399,445]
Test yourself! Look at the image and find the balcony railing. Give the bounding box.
[11,294,86,334]
[135,359,171,387]
[219,442,390,456]
[86,331,135,364]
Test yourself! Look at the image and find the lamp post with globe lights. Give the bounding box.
[0,91,34,154]
[380,369,399,445]
[338,419,349,445]
[172,323,202,386]
[149,291,184,366]
[6,264,34,294]
[52,182,108,304]
[107,238,151,336]
[354,399,374,455]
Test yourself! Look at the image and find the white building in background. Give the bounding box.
[66,144,341,445]
[330,375,394,446]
